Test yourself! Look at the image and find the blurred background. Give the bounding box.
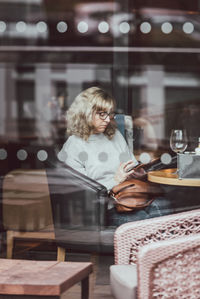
[0,0,200,174]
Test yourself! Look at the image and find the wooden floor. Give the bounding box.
[0,236,115,299]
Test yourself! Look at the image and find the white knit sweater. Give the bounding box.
[58,130,138,190]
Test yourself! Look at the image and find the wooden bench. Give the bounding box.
[0,259,93,299]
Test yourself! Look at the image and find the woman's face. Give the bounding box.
[92,110,115,134]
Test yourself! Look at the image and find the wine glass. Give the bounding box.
[170,129,188,154]
[170,129,188,174]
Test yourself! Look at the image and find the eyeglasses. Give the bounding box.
[96,111,116,120]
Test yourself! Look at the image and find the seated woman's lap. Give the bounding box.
[107,186,200,227]
[107,198,167,227]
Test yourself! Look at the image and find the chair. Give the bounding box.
[137,234,200,299]
[2,169,55,259]
[45,161,115,261]
[115,114,133,153]
[46,160,116,298]
[110,208,200,299]
[2,161,114,259]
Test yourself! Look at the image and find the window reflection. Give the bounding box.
[0,0,48,44]
[0,1,200,47]
[0,62,200,162]
[0,0,200,269]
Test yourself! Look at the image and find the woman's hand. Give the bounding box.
[114,160,136,184]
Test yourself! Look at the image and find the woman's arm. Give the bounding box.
[112,130,138,185]
[115,130,138,165]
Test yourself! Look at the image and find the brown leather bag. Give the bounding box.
[109,156,175,213]
[109,178,163,212]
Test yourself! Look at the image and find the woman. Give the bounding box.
[58,86,168,225]
[58,86,138,190]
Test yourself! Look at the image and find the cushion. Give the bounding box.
[110,264,137,299]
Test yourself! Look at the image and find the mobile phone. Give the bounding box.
[125,162,139,172]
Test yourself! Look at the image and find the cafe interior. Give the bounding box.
[0,0,200,298]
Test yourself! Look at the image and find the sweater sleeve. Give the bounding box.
[58,136,88,176]
[115,130,138,166]
[103,131,138,191]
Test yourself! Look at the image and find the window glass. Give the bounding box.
[0,2,200,290]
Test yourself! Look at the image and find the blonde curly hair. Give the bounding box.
[66,86,116,140]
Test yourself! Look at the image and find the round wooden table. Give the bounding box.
[148,168,200,187]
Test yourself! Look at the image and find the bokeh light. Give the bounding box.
[17,149,28,161]
[57,21,68,33]
[77,21,88,33]
[140,22,151,34]
[119,22,130,34]
[16,21,27,33]
[37,150,48,161]
[161,22,173,34]
[98,21,109,33]
[183,22,194,34]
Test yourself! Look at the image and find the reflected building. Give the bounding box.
[0,0,200,167]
